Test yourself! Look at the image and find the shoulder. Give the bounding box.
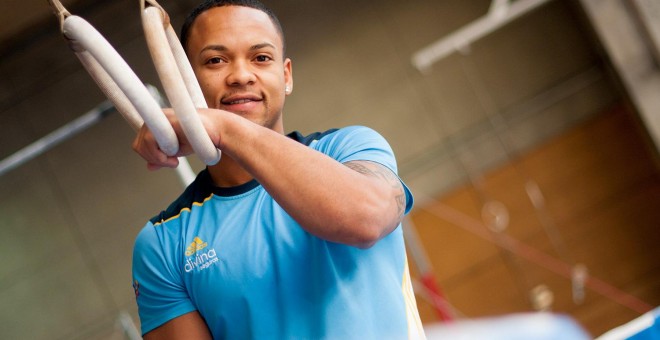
[289,126,413,212]
[287,126,384,144]
[133,220,171,267]
[304,126,397,167]
[134,221,158,254]
[286,128,339,146]
[288,126,392,157]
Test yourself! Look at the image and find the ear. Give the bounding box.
[284,58,293,95]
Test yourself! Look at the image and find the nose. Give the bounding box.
[226,60,256,87]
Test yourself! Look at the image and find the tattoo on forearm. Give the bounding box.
[344,162,372,176]
[345,161,406,219]
[395,193,405,218]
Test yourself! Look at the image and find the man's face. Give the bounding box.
[186,6,292,133]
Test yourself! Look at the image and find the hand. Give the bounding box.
[132,108,222,170]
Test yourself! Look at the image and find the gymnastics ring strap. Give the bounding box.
[47,0,179,156]
[47,0,145,130]
[47,0,222,165]
[141,0,221,165]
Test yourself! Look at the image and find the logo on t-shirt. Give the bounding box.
[184,236,219,273]
[185,236,208,256]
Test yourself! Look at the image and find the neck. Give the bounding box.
[207,155,254,187]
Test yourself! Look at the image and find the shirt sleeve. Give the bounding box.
[313,126,414,214]
[132,222,197,335]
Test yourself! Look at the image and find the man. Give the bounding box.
[131,0,425,338]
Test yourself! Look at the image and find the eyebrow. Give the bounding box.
[200,43,277,54]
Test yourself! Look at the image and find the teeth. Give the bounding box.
[230,99,252,104]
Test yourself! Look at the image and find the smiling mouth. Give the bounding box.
[221,92,263,106]
[225,98,258,105]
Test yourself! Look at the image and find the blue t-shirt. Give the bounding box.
[132,126,425,339]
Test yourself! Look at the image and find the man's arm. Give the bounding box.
[343,160,407,220]
[133,109,407,248]
[142,311,212,340]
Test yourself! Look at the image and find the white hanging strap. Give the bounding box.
[141,1,221,165]
[48,0,180,157]
[62,16,179,156]
[49,0,139,122]
[74,50,144,130]
[165,24,207,108]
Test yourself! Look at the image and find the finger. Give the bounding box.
[146,162,163,171]
[146,156,179,171]
[161,155,180,168]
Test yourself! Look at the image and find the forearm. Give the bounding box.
[216,113,403,248]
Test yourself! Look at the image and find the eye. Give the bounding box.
[255,55,273,63]
[205,57,224,65]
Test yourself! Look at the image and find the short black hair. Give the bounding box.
[180,0,286,56]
